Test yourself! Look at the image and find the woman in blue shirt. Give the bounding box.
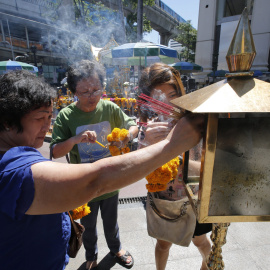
[0,70,204,270]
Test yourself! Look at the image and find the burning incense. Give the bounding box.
[137,121,148,126]
[137,93,184,120]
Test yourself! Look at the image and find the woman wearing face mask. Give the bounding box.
[138,63,212,270]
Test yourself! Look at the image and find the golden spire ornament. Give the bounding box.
[226,7,256,76]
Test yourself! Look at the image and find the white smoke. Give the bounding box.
[40,0,126,63]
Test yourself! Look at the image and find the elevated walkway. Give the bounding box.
[100,0,186,45]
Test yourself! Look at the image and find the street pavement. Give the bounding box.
[40,142,270,270]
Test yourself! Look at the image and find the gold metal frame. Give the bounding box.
[184,113,270,223]
[198,114,218,222]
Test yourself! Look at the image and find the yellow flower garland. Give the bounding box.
[146,157,179,192]
[107,128,130,156]
[70,203,91,220]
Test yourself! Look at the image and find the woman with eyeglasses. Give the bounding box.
[51,60,138,269]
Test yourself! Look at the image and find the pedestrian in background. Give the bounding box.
[51,60,138,270]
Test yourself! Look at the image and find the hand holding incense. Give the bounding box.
[95,140,106,148]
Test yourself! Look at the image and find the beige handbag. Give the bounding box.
[146,192,196,247]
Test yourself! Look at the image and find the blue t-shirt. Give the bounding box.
[0,147,71,270]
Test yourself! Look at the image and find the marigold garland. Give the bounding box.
[146,157,179,192]
[70,203,91,220]
[108,145,121,156]
[103,97,137,110]
[107,128,130,156]
[119,129,129,141]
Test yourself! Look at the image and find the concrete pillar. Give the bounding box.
[195,0,217,74]
[0,21,5,41]
[137,0,143,42]
[160,33,170,46]
[117,0,126,43]
[58,0,75,24]
[25,26,30,49]
[251,0,270,71]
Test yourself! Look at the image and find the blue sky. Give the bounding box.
[144,0,200,43]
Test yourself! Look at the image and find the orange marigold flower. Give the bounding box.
[146,183,167,192]
[109,145,121,156]
[71,203,91,220]
[111,128,121,141]
[121,146,130,154]
[146,172,160,184]
[107,134,113,142]
[119,129,129,141]
[146,184,156,192]
[108,128,130,156]
[145,157,179,192]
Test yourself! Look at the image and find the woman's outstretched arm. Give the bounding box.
[27,114,204,215]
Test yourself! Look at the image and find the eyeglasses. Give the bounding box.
[76,89,102,98]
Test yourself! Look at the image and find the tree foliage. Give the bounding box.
[42,1,121,62]
[73,0,115,26]
[124,0,155,10]
[45,0,156,54]
[72,0,155,44]
[72,0,127,46]
[125,13,152,42]
[175,20,197,62]
[124,0,155,42]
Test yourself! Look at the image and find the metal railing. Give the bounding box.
[159,1,186,23]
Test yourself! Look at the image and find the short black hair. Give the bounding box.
[0,70,56,133]
[67,59,105,94]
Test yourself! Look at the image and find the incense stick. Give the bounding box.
[139,93,174,110]
[95,140,106,148]
[137,94,183,120]
[137,122,148,126]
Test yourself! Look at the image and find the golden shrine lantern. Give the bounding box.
[171,8,270,269]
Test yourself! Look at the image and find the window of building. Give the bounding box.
[224,0,254,17]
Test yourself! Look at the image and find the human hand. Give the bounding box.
[110,135,130,148]
[139,122,172,146]
[73,130,97,144]
[166,114,205,152]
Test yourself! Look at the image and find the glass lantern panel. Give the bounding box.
[208,115,270,216]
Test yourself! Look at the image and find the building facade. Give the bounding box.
[169,39,183,55]
[195,0,270,83]
[0,0,90,84]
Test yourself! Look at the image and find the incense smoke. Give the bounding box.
[40,1,126,64]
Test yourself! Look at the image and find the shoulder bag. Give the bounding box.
[68,211,85,258]
[146,192,196,247]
